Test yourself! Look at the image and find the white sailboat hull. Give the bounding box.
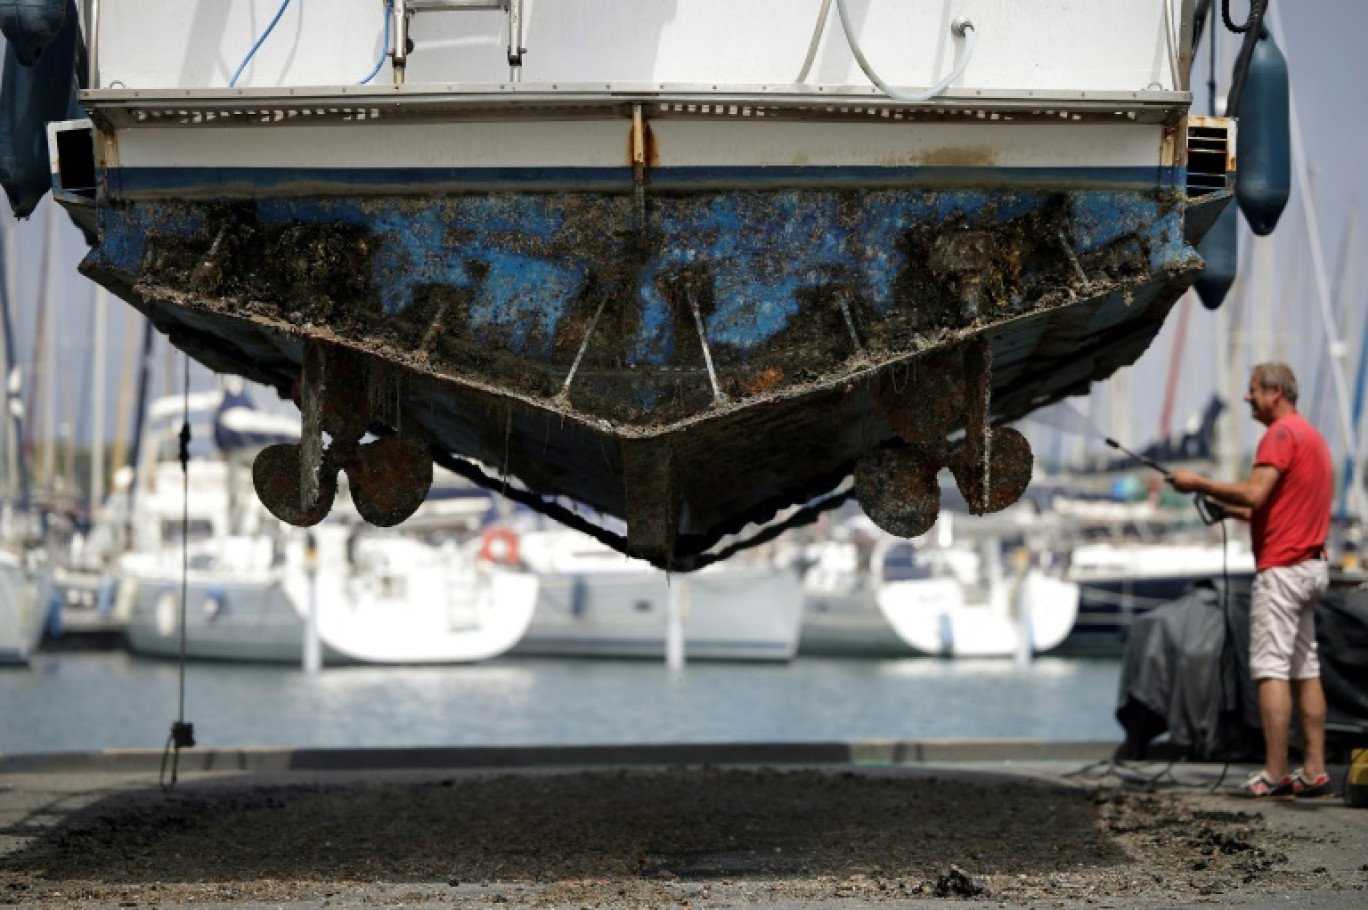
[281,527,538,665]
[119,562,312,664]
[0,551,50,665]
[511,529,802,661]
[798,587,913,657]
[876,572,1080,658]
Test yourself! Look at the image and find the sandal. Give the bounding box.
[1243,770,1294,799]
[1291,768,1333,799]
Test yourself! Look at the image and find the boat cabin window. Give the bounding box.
[161,518,215,545]
[881,543,933,582]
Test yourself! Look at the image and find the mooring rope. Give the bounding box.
[160,354,196,791]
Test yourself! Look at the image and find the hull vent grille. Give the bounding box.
[1187,122,1233,197]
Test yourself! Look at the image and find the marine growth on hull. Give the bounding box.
[19,0,1234,566]
[84,183,1198,568]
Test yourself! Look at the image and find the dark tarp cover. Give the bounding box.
[0,0,82,217]
[0,0,67,67]
[1116,581,1368,762]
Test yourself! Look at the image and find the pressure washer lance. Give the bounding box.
[1104,437,1231,525]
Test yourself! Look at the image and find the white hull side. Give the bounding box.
[798,588,914,657]
[514,565,803,662]
[112,120,1168,180]
[0,553,50,665]
[876,572,1080,658]
[96,1,1186,95]
[1067,540,1258,587]
[119,570,315,664]
[281,528,538,665]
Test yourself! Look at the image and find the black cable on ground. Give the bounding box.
[1211,513,1236,792]
[1066,491,1248,795]
[160,355,196,791]
[1063,758,1182,792]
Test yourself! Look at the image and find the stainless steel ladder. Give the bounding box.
[392,0,525,84]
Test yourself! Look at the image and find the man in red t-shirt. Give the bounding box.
[1169,363,1333,799]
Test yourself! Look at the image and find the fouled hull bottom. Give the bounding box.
[83,184,1203,569]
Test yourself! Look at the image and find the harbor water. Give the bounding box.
[1,653,1124,755]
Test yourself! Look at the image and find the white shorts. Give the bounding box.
[1249,559,1329,681]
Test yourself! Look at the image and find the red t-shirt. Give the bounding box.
[1250,412,1332,570]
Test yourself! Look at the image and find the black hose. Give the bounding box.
[1225,2,1271,114]
[1222,0,1268,34]
[1206,512,1245,792]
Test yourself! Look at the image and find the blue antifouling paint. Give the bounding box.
[0,0,68,67]
[1235,27,1290,237]
[1194,202,1238,310]
[466,249,583,359]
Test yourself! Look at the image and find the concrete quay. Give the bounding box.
[1,741,1365,909]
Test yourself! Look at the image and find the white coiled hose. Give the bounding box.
[800,0,978,103]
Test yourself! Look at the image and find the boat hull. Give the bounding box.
[798,588,915,658]
[512,563,803,662]
[876,571,1081,658]
[280,528,539,665]
[119,570,327,664]
[0,554,49,665]
[1060,540,1259,654]
[42,0,1228,566]
[82,176,1201,567]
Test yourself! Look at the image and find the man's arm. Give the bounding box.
[1168,465,1280,512]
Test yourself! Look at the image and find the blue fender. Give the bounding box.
[0,0,82,216]
[1235,27,1291,236]
[1194,202,1238,310]
[0,0,68,67]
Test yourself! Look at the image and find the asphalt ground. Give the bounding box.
[1,742,1366,909]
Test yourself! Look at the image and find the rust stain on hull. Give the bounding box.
[916,145,998,168]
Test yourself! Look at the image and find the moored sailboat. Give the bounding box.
[508,521,803,662]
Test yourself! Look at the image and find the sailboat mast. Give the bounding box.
[91,287,107,513]
[41,207,59,496]
[0,213,11,499]
[0,218,32,511]
[1310,205,1358,432]
[1158,293,1193,439]
[1269,4,1367,522]
[122,319,156,538]
[1343,306,1368,518]
[110,314,139,480]
[23,207,52,494]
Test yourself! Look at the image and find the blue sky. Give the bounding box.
[2,2,1364,477]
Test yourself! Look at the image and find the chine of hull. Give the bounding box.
[84,173,1200,568]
